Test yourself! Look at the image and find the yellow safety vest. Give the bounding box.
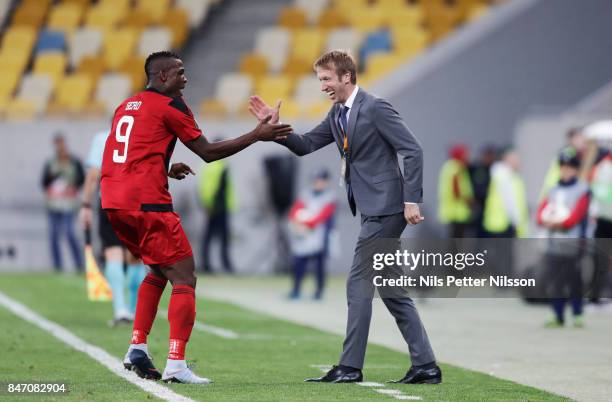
[198,160,236,212]
[438,159,473,224]
[483,171,529,237]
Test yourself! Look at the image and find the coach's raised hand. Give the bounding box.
[253,114,293,141]
[249,96,281,124]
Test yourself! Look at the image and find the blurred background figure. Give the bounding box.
[588,149,612,307]
[539,127,587,200]
[537,147,590,328]
[41,133,85,272]
[438,143,473,237]
[79,130,146,326]
[287,169,336,300]
[198,144,236,274]
[469,145,497,237]
[483,147,529,239]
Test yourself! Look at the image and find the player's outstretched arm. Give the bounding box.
[78,167,100,228]
[184,116,293,163]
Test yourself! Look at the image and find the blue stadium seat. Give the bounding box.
[359,29,392,70]
[35,30,66,54]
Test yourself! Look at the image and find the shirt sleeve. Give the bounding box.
[164,97,203,143]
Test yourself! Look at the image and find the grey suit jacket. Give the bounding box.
[279,88,423,216]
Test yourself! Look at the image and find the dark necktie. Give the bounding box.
[339,105,356,216]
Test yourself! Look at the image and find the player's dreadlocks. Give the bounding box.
[144,51,181,81]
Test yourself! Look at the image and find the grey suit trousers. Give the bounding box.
[339,213,436,369]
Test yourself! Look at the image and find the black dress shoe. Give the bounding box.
[389,365,442,384]
[305,365,363,383]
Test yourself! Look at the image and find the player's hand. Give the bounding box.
[404,203,424,225]
[168,163,195,180]
[78,205,92,229]
[249,96,281,124]
[253,115,293,141]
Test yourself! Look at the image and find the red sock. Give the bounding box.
[131,273,167,344]
[167,285,195,360]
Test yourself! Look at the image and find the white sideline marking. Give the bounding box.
[310,364,421,401]
[158,309,239,339]
[0,292,195,402]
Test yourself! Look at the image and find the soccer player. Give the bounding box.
[101,51,292,384]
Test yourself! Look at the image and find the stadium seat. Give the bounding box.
[277,99,301,119]
[278,6,308,29]
[359,30,392,69]
[4,99,38,120]
[11,3,49,29]
[333,0,369,9]
[317,8,346,29]
[391,26,428,57]
[254,27,291,74]
[303,100,330,119]
[176,0,211,28]
[0,48,31,75]
[239,53,269,79]
[33,52,67,85]
[68,28,103,68]
[365,52,405,77]
[99,0,132,9]
[123,10,153,31]
[138,28,172,58]
[161,8,190,47]
[84,4,127,31]
[50,73,93,112]
[325,28,363,54]
[290,29,325,66]
[1,26,37,54]
[346,6,387,32]
[215,73,252,115]
[0,69,21,100]
[93,73,132,114]
[35,30,66,54]
[135,0,171,24]
[256,75,293,105]
[60,0,90,6]
[103,28,138,70]
[386,6,424,28]
[294,0,329,24]
[47,3,85,34]
[76,55,107,83]
[14,73,54,113]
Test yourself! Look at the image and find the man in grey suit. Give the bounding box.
[249,50,441,384]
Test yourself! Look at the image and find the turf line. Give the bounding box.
[309,364,422,401]
[158,309,239,339]
[0,291,195,402]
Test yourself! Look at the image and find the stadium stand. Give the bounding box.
[201,0,503,119]
[0,0,216,119]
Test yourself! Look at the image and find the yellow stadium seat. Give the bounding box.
[423,3,463,41]
[99,0,132,9]
[60,0,90,6]
[4,99,38,121]
[278,99,301,119]
[135,0,171,24]
[160,8,190,47]
[118,56,146,92]
[1,26,37,53]
[365,52,406,77]
[77,55,107,82]
[290,29,325,64]
[377,0,411,8]
[51,74,94,112]
[283,57,313,79]
[11,4,48,29]
[317,8,347,29]
[239,53,269,79]
[391,26,429,56]
[123,9,153,31]
[47,3,85,34]
[304,100,330,120]
[278,6,308,29]
[256,75,294,105]
[102,28,138,70]
[0,48,31,75]
[346,6,387,32]
[0,70,21,99]
[333,0,369,9]
[33,52,67,84]
[84,4,127,30]
[386,6,424,28]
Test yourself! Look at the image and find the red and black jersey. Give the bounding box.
[100,88,203,211]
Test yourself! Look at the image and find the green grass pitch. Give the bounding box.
[0,274,568,401]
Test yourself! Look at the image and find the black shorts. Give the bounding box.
[99,203,124,249]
